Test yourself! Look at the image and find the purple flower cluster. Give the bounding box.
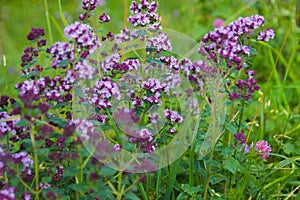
[26,27,45,41]
[21,47,38,67]
[141,78,169,105]
[199,15,275,69]
[128,91,143,108]
[164,109,183,123]
[229,70,260,101]
[73,119,95,141]
[165,74,181,90]
[0,186,16,200]
[128,0,161,28]
[148,113,159,124]
[113,107,140,129]
[257,28,275,41]
[15,79,48,109]
[54,166,64,181]
[0,112,16,136]
[234,130,246,144]
[179,58,216,87]
[101,53,120,72]
[159,56,180,71]
[234,131,272,159]
[94,114,108,123]
[79,0,100,21]
[0,111,30,142]
[0,95,12,108]
[101,52,141,73]
[44,75,73,102]
[75,60,95,80]
[83,77,121,110]
[46,42,74,69]
[129,128,155,153]
[255,140,271,159]
[82,0,97,11]
[146,32,172,52]
[115,28,131,44]
[64,21,101,58]
[99,13,110,23]
[22,192,32,200]
[0,148,34,181]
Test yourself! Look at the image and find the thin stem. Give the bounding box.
[58,0,68,26]
[203,150,214,200]
[146,174,150,194]
[138,183,148,200]
[124,176,141,193]
[20,179,36,195]
[156,168,162,199]
[3,54,8,92]
[121,0,128,62]
[117,171,123,200]
[189,140,196,186]
[237,99,245,132]
[44,0,53,45]
[79,155,83,182]
[30,128,40,200]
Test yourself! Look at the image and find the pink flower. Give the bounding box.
[213,18,224,28]
[255,140,271,159]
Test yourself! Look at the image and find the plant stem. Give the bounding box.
[189,140,196,186]
[203,150,214,200]
[164,158,181,200]
[138,183,148,200]
[79,155,83,182]
[237,99,245,133]
[30,128,40,200]
[43,0,53,45]
[155,168,162,199]
[117,171,123,200]
[58,0,68,26]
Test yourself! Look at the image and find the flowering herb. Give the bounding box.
[0,0,279,199]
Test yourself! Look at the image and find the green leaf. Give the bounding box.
[123,192,140,200]
[69,183,88,193]
[58,59,70,67]
[46,117,67,127]
[74,87,86,98]
[224,157,237,174]
[146,59,164,65]
[36,148,50,156]
[54,101,71,109]
[221,147,234,159]
[283,142,296,155]
[10,177,20,187]
[176,193,187,200]
[16,119,28,127]
[95,29,104,34]
[205,160,222,167]
[20,70,38,78]
[225,123,237,133]
[63,166,80,177]
[100,166,117,177]
[210,176,226,184]
[42,177,52,183]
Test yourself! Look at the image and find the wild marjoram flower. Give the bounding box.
[199,14,275,101]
